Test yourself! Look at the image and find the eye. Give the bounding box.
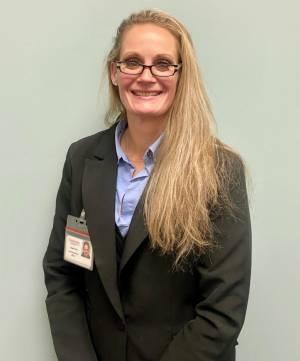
[154,61,172,72]
[124,59,140,69]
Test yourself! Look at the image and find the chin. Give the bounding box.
[131,110,167,120]
[129,103,169,118]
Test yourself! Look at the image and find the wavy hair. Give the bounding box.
[105,9,243,266]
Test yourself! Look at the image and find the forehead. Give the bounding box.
[120,23,179,60]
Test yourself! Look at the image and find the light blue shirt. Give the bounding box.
[115,120,162,237]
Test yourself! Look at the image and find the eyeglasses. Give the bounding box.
[114,60,182,77]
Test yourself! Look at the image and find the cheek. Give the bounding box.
[171,83,178,97]
[165,80,178,102]
[117,78,134,99]
[117,74,134,89]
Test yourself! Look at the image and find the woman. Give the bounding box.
[43,9,251,361]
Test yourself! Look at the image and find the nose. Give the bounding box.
[137,66,156,82]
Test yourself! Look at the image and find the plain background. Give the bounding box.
[0,1,299,360]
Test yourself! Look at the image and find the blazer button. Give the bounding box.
[118,322,125,331]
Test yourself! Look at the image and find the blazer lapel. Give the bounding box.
[119,195,149,273]
[82,126,124,322]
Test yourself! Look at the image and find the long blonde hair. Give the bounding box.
[105,9,242,266]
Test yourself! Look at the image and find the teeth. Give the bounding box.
[133,91,160,96]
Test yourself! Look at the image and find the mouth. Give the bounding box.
[131,90,162,97]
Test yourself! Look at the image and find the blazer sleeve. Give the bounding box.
[43,146,99,361]
[159,158,252,361]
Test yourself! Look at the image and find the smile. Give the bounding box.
[131,91,162,97]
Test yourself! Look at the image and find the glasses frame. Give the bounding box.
[114,61,182,77]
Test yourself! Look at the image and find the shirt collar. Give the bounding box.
[115,119,163,164]
[115,119,128,162]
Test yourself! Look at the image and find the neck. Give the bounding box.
[122,115,166,159]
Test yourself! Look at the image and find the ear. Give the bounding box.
[110,62,118,86]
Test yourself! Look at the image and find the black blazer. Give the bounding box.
[43,124,251,361]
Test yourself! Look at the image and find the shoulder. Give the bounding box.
[215,140,244,172]
[67,123,117,162]
[213,140,249,218]
[215,140,247,187]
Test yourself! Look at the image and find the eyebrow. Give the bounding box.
[120,52,178,63]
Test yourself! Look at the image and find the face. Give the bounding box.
[111,24,180,123]
[83,244,89,257]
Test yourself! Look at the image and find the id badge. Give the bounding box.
[64,211,94,271]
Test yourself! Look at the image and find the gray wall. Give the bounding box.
[1,1,299,360]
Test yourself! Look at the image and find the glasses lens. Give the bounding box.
[120,61,142,74]
[152,64,174,76]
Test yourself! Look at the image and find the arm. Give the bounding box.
[159,159,251,361]
[43,146,99,361]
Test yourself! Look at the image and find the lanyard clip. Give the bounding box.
[80,209,86,220]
